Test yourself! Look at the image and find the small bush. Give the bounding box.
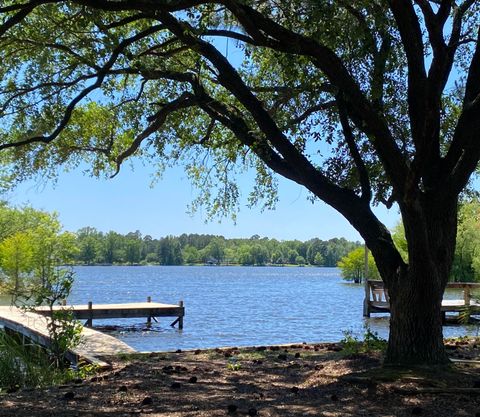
[340,326,387,356]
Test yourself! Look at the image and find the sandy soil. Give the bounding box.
[1,339,480,417]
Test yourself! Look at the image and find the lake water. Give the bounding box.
[66,266,480,352]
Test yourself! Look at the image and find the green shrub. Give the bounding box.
[340,326,387,356]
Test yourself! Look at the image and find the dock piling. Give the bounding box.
[363,245,370,317]
[463,286,471,321]
[86,301,93,327]
[169,301,184,329]
[178,300,184,330]
[146,296,152,327]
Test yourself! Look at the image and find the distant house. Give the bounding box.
[205,257,219,266]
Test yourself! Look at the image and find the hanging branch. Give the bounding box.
[338,98,372,203]
[0,25,164,151]
[112,92,197,176]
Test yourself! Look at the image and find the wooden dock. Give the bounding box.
[34,299,185,329]
[364,280,480,320]
[0,299,185,366]
[0,306,136,367]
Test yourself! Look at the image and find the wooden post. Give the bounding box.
[86,301,93,327]
[146,296,152,327]
[464,285,471,306]
[363,244,370,317]
[464,285,471,322]
[178,300,184,330]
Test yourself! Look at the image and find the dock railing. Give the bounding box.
[363,280,480,317]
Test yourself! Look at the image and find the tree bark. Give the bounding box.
[386,267,448,364]
[383,194,457,365]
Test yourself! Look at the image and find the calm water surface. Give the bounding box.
[65,266,479,352]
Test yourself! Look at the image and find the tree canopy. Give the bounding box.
[337,247,379,283]
[1,1,480,365]
[0,203,77,295]
[0,1,476,218]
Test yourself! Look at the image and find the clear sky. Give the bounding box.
[5,161,400,242]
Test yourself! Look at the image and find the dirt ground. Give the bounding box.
[1,339,480,417]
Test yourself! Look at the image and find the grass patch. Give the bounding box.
[236,350,268,361]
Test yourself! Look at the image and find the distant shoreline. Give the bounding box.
[70,263,336,268]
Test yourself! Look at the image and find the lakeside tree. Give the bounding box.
[337,247,380,283]
[1,2,479,365]
[0,204,77,295]
[0,231,33,294]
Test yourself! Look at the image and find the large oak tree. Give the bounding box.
[1,1,479,365]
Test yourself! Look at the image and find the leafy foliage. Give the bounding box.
[340,326,387,356]
[0,2,476,218]
[392,200,480,283]
[0,330,95,390]
[0,203,77,295]
[0,203,82,373]
[452,201,480,282]
[337,247,379,282]
[0,330,65,390]
[25,268,82,368]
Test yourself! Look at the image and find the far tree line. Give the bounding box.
[0,202,358,293]
[75,227,360,267]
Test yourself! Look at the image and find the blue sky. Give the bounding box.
[6,162,400,241]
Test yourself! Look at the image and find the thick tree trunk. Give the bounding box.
[386,267,448,364]
[382,195,457,365]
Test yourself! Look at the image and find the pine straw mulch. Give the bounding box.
[1,338,480,417]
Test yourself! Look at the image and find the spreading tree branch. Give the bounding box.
[287,101,336,127]
[388,0,428,149]
[112,92,196,177]
[444,29,480,196]
[221,0,409,194]
[338,98,372,203]
[0,24,165,151]
[0,3,36,36]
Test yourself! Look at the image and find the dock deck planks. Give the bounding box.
[0,306,136,367]
[34,301,185,320]
[365,280,480,318]
[369,299,480,312]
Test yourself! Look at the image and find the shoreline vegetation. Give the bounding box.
[73,228,360,268]
[72,262,331,267]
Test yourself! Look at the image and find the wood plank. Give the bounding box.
[0,306,136,367]
[368,299,480,313]
[447,282,480,289]
[34,302,185,320]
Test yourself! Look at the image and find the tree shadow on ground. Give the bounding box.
[1,343,480,416]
